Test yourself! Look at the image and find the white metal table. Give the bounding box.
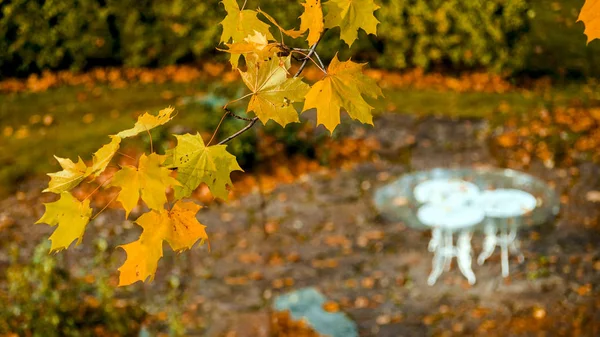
[373,168,560,286]
[417,202,484,285]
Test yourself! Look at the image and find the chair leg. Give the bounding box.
[477,235,497,265]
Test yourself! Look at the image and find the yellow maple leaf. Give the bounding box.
[118,201,207,286]
[240,55,310,126]
[115,107,174,138]
[118,210,165,286]
[303,54,383,133]
[300,0,324,45]
[111,153,179,218]
[220,31,281,69]
[258,3,323,45]
[323,0,380,46]
[91,135,121,177]
[169,133,242,200]
[578,0,600,44]
[257,9,304,38]
[36,192,93,252]
[164,201,208,251]
[219,0,274,44]
[43,156,92,193]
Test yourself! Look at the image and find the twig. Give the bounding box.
[292,47,326,70]
[216,30,328,145]
[217,117,259,145]
[294,31,327,77]
[290,50,327,74]
[313,52,326,72]
[226,108,254,121]
[208,109,254,145]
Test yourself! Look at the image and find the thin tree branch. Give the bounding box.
[226,108,254,121]
[313,52,326,72]
[217,117,259,145]
[290,50,327,74]
[292,48,326,71]
[294,30,327,77]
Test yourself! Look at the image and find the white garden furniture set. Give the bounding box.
[373,168,560,286]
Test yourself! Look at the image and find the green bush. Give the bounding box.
[374,0,530,72]
[0,0,221,75]
[0,0,114,74]
[0,0,531,77]
[106,0,220,67]
[0,241,146,336]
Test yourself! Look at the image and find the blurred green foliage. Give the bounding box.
[106,0,220,67]
[0,241,146,336]
[0,0,221,76]
[0,0,534,77]
[526,0,600,78]
[0,0,113,73]
[374,0,530,72]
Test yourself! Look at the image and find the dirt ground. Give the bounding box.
[1,113,599,336]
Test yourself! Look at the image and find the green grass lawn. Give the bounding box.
[1,74,595,196]
[0,80,245,194]
[1,0,599,195]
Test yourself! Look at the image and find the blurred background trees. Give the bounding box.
[0,0,596,79]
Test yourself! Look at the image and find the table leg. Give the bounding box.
[443,231,453,272]
[508,225,525,264]
[457,231,476,285]
[500,226,509,277]
[429,227,441,252]
[428,247,445,286]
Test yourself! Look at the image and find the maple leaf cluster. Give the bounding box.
[219,0,383,133]
[37,108,241,285]
[37,0,382,286]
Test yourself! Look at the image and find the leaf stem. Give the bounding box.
[117,151,137,161]
[224,92,254,108]
[91,193,119,220]
[207,110,229,146]
[83,176,113,202]
[145,126,153,153]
